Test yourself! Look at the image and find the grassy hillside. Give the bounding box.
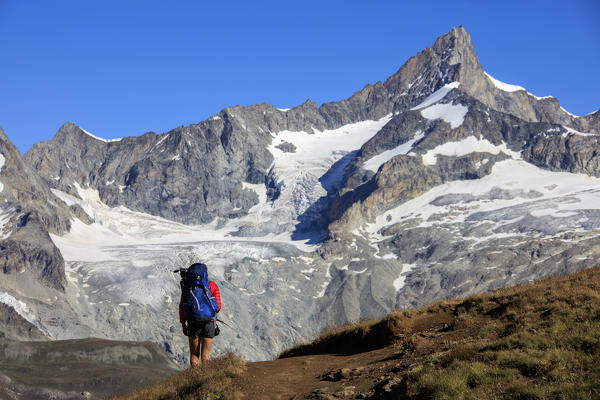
[115,267,600,400]
[109,353,245,400]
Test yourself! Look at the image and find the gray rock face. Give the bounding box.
[328,91,575,234]
[0,127,77,293]
[0,303,46,341]
[1,211,66,291]
[0,127,75,235]
[522,129,600,175]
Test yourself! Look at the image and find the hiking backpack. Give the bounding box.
[180,263,219,322]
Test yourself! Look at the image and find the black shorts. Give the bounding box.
[187,319,216,338]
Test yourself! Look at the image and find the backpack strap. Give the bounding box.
[201,284,218,317]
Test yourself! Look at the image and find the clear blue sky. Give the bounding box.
[1,1,598,153]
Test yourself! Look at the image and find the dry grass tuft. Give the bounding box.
[109,353,245,400]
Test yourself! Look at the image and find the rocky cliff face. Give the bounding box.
[0,128,79,297]
[0,303,46,341]
[1,26,599,370]
[24,27,596,228]
[328,89,600,235]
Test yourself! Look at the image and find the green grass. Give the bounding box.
[281,267,600,399]
[111,353,245,400]
[394,268,600,399]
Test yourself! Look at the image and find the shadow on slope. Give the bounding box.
[291,151,358,243]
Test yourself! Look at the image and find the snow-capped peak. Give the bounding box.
[484,72,525,93]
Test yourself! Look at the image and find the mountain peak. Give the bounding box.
[432,26,477,66]
[53,122,121,144]
[54,121,84,140]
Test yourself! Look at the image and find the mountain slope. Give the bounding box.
[24,27,594,229]
[0,338,179,400]
[116,266,600,400]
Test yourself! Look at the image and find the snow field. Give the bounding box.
[484,71,581,118]
[237,115,394,227]
[420,103,469,129]
[421,136,521,165]
[484,72,525,93]
[365,159,600,237]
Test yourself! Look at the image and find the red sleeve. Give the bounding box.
[179,294,185,324]
[209,281,221,312]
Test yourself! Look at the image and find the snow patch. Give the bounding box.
[366,159,600,237]
[381,253,397,260]
[51,189,80,207]
[393,264,417,290]
[0,292,37,326]
[562,127,597,138]
[529,93,553,100]
[484,72,525,93]
[363,130,425,172]
[411,82,460,110]
[420,103,468,129]
[422,136,521,165]
[81,128,122,143]
[0,152,4,192]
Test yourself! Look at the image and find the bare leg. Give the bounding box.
[201,337,213,364]
[188,336,201,367]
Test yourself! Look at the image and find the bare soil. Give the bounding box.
[239,310,467,399]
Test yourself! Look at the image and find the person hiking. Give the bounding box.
[178,263,221,366]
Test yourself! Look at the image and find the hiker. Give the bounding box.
[178,263,221,366]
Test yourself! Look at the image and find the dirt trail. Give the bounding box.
[238,311,460,399]
[241,349,387,399]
